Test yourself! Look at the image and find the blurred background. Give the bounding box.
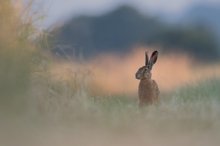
[1,0,220,146]
[44,0,220,94]
[44,0,220,61]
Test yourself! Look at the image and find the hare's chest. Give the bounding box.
[138,80,154,98]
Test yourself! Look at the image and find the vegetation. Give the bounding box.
[0,0,43,116]
[31,76,220,126]
[0,2,220,145]
[50,6,220,61]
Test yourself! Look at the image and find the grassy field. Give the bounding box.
[1,1,220,146]
[1,76,220,146]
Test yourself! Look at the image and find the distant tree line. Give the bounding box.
[50,6,220,61]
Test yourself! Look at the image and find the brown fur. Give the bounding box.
[138,79,159,106]
[135,51,159,107]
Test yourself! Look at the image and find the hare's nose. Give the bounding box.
[135,73,140,79]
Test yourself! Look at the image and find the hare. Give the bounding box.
[135,51,159,106]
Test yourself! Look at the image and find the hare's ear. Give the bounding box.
[150,51,158,64]
[148,51,158,70]
[145,51,149,66]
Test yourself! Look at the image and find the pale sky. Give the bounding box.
[34,0,220,29]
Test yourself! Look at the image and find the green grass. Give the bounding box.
[1,1,220,145]
[27,76,220,131]
[4,77,217,146]
[0,1,31,115]
[172,78,220,101]
[0,1,46,116]
[1,77,219,146]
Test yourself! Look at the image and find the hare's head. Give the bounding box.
[135,51,158,80]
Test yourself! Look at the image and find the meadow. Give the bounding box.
[2,75,220,146]
[1,1,220,146]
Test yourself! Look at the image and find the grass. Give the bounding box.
[2,76,218,146]
[1,1,220,146]
[0,1,33,115]
[28,75,220,130]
